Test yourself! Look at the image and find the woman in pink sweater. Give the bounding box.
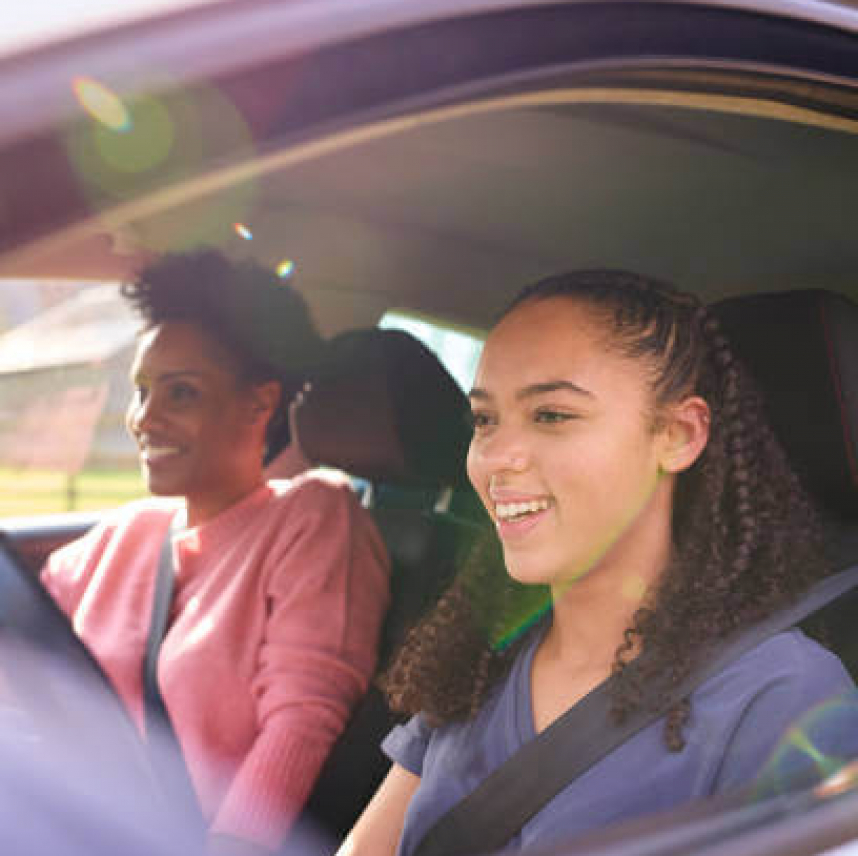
[41,250,390,855]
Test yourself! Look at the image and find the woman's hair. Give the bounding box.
[121,249,323,461]
[383,270,826,750]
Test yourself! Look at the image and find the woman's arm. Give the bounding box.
[337,764,420,856]
[209,478,390,847]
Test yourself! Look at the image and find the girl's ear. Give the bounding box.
[658,395,710,474]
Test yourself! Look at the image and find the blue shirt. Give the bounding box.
[383,628,858,856]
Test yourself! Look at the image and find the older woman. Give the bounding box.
[42,250,389,855]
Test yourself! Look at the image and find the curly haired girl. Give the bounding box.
[340,270,857,856]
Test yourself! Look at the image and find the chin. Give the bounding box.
[504,549,595,590]
[144,473,186,498]
[503,552,556,587]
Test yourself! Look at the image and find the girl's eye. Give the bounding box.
[534,409,575,425]
[468,411,495,431]
[132,385,148,404]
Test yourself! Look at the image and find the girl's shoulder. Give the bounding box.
[695,628,853,706]
[731,628,846,677]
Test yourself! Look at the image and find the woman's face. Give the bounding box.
[125,321,274,520]
[467,297,681,591]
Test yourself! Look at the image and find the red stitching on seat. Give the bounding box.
[819,298,858,488]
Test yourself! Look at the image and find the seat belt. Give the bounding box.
[412,563,858,856]
[142,518,205,833]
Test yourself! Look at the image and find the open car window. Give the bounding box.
[378,310,483,392]
[0,280,145,517]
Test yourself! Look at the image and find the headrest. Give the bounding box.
[294,328,472,487]
[711,289,858,521]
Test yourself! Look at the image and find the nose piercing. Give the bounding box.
[509,454,526,471]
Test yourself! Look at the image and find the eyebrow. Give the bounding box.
[130,369,208,382]
[469,380,595,401]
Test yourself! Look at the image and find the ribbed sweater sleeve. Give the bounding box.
[40,480,389,851]
[208,478,389,847]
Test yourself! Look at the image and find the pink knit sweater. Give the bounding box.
[42,473,390,848]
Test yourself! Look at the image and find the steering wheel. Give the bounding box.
[0,533,203,855]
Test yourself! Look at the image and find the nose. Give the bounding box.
[469,424,530,475]
[126,390,159,437]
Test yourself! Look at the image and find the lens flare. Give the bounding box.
[234,223,253,241]
[95,94,174,174]
[451,531,552,652]
[65,79,258,253]
[751,691,858,800]
[72,77,131,132]
[276,259,295,279]
[492,588,552,651]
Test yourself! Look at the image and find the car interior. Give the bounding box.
[2,283,858,853]
[3,1,858,854]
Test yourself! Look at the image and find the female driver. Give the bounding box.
[341,270,857,856]
[42,250,390,855]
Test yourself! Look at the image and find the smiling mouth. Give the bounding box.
[494,498,551,522]
[140,445,184,463]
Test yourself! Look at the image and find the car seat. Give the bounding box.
[289,327,487,844]
[712,289,858,674]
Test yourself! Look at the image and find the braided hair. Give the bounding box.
[383,270,825,750]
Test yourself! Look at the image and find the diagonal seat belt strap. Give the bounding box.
[142,523,175,723]
[142,518,205,832]
[412,563,858,856]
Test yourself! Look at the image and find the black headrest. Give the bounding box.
[712,289,858,521]
[294,328,472,487]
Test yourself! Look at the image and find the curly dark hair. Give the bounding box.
[383,270,826,750]
[121,249,324,461]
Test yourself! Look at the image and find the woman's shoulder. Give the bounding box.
[44,497,177,577]
[267,470,365,513]
[97,496,182,532]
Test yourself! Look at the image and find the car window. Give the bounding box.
[0,280,144,517]
[378,310,483,392]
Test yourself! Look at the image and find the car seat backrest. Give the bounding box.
[294,327,484,659]
[712,289,858,523]
[712,288,858,679]
[291,328,485,841]
[295,327,472,489]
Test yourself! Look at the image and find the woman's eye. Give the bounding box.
[169,382,200,404]
[132,385,148,404]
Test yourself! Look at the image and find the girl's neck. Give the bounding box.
[545,479,673,671]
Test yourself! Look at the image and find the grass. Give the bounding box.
[0,466,146,517]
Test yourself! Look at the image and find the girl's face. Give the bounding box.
[126,321,277,523]
[467,297,693,591]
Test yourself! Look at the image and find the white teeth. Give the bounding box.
[494,499,550,521]
[143,445,182,460]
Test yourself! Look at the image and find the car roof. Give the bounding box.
[0,0,224,59]
[2,0,858,334]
